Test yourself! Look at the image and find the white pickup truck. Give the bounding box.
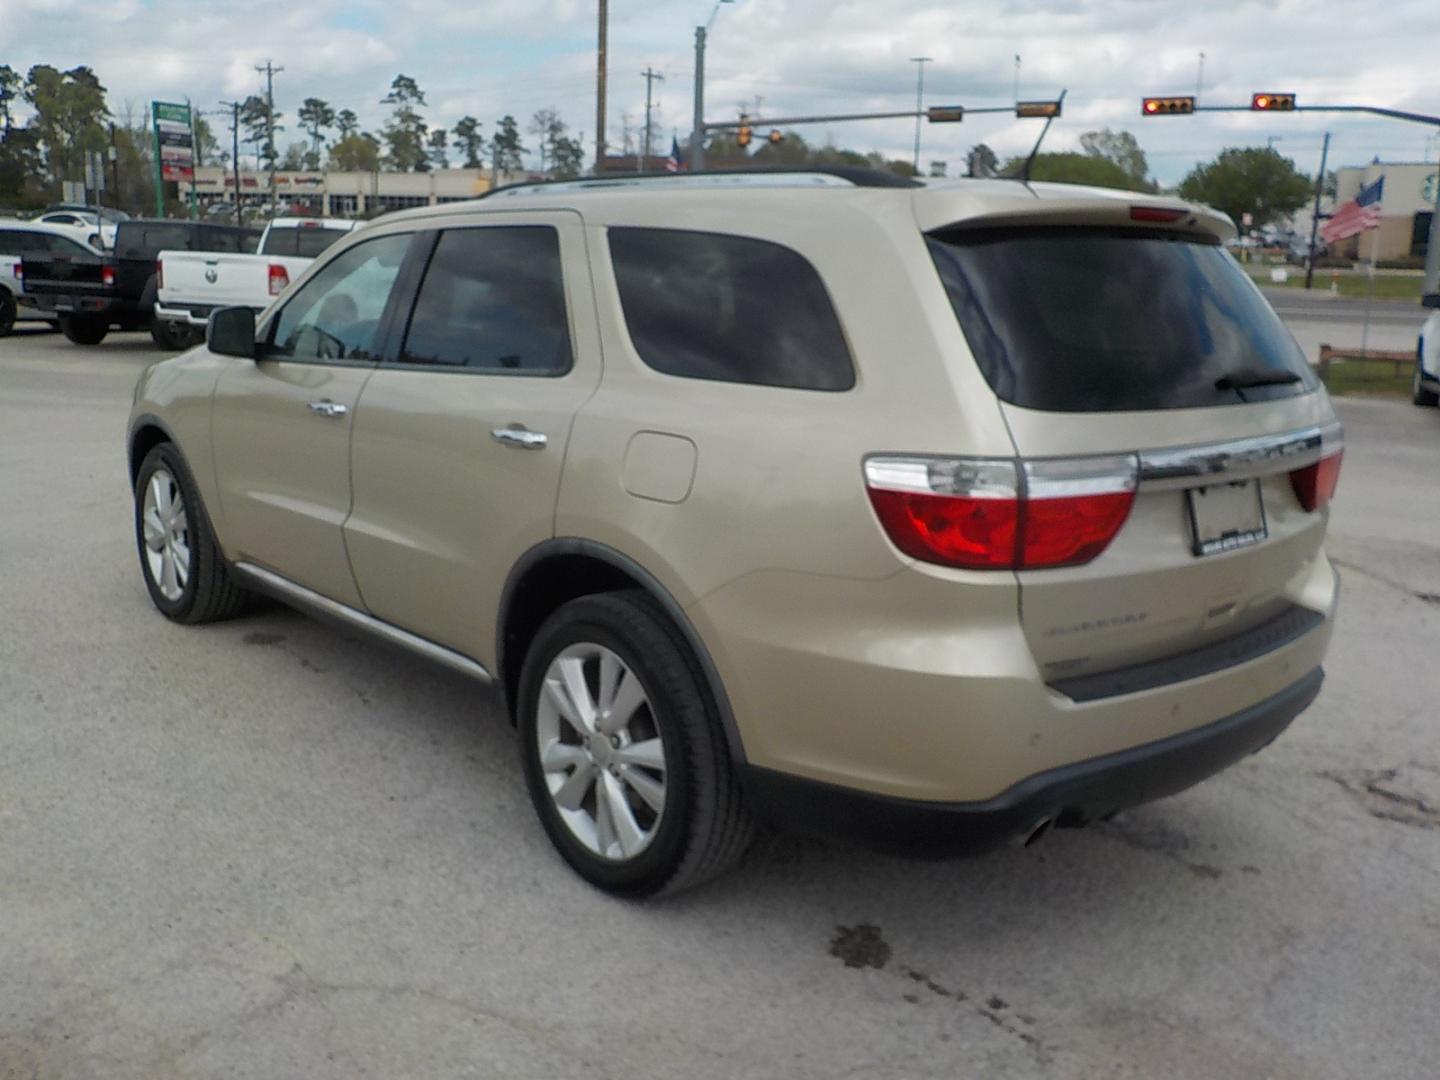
[154,217,360,329]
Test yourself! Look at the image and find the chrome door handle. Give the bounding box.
[491,426,548,449]
[307,399,348,418]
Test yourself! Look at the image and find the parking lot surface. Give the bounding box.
[2,326,1438,1080]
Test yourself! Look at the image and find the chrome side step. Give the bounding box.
[232,562,493,684]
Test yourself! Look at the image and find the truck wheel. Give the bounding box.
[150,319,200,351]
[1413,363,1439,407]
[59,314,108,346]
[0,289,15,337]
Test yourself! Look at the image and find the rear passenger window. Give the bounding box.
[608,228,854,391]
[398,226,571,373]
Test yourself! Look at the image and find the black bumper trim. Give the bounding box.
[741,666,1323,856]
[1048,604,1325,703]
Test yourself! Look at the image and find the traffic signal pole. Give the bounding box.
[1304,132,1330,290]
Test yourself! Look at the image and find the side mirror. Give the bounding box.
[207,306,258,359]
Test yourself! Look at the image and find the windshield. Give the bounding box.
[927,226,1316,412]
[260,227,351,258]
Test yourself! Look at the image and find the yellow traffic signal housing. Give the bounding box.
[1142,96,1196,116]
[1015,100,1061,119]
[737,124,752,148]
[1251,92,1296,111]
[767,129,783,144]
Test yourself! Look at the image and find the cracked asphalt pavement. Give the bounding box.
[2,327,1438,1079]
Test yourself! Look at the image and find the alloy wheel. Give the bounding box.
[141,468,191,601]
[534,642,668,861]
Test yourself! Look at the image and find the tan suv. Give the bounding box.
[127,169,1342,896]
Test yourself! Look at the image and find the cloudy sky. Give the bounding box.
[4,0,1437,184]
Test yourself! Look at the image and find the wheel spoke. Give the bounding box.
[540,739,589,774]
[171,541,191,585]
[594,778,619,856]
[553,762,597,811]
[557,655,597,733]
[602,772,647,857]
[159,545,179,597]
[614,738,664,772]
[150,474,172,519]
[170,506,187,536]
[143,508,167,551]
[620,764,666,815]
[600,669,648,736]
[596,651,623,717]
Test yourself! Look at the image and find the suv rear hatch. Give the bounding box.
[916,191,1339,689]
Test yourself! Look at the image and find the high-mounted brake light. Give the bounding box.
[268,263,290,296]
[1130,206,1187,223]
[101,265,115,289]
[1290,424,1343,512]
[865,454,1138,570]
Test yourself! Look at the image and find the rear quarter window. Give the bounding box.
[261,227,352,258]
[928,226,1316,412]
[608,227,854,391]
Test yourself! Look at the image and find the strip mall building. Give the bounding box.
[1330,161,1438,263]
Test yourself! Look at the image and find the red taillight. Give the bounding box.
[12,263,21,281]
[101,265,115,288]
[155,259,163,291]
[268,263,290,296]
[1291,450,1343,512]
[1130,206,1187,223]
[864,455,1137,570]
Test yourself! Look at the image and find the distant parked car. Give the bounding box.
[1416,307,1440,407]
[0,219,102,335]
[34,210,118,250]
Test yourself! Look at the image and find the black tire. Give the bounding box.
[517,590,754,897]
[0,289,16,337]
[1413,362,1439,407]
[150,318,201,351]
[134,443,250,624]
[59,313,108,346]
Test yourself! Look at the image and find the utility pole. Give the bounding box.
[690,1,735,174]
[255,60,283,218]
[640,67,665,171]
[1013,55,1020,107]
[1304,132,1330,290]
[910,57,932,174]
[220,99,243,226]
[596,0,608,172]
[1196,52,1206,100]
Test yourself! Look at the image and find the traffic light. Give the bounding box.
[737,123,752,148]
[1142,96,1195,116]
[1016,100,1061,119]
[1251,92,1296,111]
[926,105,965,123]
[767,129,783,144]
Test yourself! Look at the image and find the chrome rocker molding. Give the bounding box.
[1137,423,1338,491]
[232,562,493,684]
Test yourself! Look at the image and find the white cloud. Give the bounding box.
[4,0,1436,183]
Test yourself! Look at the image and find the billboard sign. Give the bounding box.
[151,101,194,182]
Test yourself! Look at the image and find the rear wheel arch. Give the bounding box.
[497,539,747,766]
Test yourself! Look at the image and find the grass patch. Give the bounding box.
[1320,358,1415,397]
[1249,270,1425,301]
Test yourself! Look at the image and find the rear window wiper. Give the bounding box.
[1214,367,1301,391]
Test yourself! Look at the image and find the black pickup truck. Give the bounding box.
[21,219,260,347]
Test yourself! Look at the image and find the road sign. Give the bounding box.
[927,105,965,123]
[84,151,106,192]
[61,180,85,204]
[151,101,195,182]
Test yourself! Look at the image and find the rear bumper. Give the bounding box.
[155,301,229,328]
[32,293,121,317]
[743,666,1322,855]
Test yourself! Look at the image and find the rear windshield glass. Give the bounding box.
[116,223,191,259]
[261,227,351,258]
[927,227,1316,412]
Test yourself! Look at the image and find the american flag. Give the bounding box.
[1321,176,1384,245]
[666,136,684,173]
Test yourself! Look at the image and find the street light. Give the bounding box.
[690,0,734,171]
[910,57,932,174]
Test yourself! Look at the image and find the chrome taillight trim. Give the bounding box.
[1023,454,1139,499]
[1137,422,1341,490]
[864,456,1019,499]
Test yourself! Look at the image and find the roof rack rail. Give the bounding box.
[481,165,924,199]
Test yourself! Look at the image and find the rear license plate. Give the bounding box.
[1186,479,1267,557]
